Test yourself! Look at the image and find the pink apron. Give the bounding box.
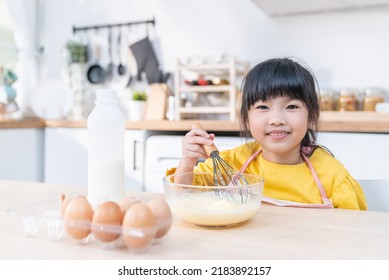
[238,149,334,209]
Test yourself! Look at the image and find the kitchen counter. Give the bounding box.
[1,112,389,132]
[0,118,45,128]
[1,180,389,260]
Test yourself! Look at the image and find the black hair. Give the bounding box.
[240,57,320,149]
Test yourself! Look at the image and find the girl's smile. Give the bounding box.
[248,96,309,164]
[266,129,291,139]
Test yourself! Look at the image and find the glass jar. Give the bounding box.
[363,88,385,111]
[337,89,358,111]
[319,89,335,111]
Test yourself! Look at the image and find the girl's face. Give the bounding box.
[248,96,309,164]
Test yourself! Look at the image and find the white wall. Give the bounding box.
[41,0,389,90]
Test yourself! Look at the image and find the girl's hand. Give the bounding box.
[176,126,215,173]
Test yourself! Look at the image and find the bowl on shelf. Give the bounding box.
[163,172,264,227]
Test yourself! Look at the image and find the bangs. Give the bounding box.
[242,58,314,108]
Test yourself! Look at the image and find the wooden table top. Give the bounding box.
[1,180,388,260]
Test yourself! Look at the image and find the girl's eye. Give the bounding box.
[286,104,299,109]
[255,105,268,110]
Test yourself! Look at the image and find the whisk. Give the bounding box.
[192,122,248,203]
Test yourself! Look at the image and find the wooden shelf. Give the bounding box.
[319,111,389,132]
[2,112,389,133]
[174,54,248,121]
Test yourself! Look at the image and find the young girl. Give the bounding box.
[169,57,367,210]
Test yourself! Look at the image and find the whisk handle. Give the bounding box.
[192,122,219,156]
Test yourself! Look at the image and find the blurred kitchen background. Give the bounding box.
[1,0,389,193]
[1,0,389,120]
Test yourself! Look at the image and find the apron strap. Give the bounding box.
[238,149,261,173]
[301,153,329,200]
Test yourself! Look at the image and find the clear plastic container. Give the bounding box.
[1,193,173,254]
[1,200,64,240]
[87,89,126,208]
[62,194,172,253]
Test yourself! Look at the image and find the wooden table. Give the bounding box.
[1,181,388,260]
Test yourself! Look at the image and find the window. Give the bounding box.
[0,0,17,70]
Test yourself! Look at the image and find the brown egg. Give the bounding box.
[122,202,156,250]
[92,201,124,243]
[64,196,94,240]
[60,193,73,217]
[119,195,140,213]
[147,198,172,238]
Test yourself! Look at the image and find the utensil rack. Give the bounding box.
[72,17,155,34]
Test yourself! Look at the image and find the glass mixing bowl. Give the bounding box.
[163,172,264,227]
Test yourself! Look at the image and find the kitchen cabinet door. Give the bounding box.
[44,128,88,187]
[317,132,389,180]
[124,130,146,192]
[44,128,145,191]
[0,128,44,182]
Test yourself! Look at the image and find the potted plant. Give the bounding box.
[132,91,147,101]
[65,40,88,64]
[128,91,147,121]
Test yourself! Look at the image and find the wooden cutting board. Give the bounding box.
[144,83,169,120]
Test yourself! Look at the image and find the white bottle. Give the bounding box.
[87,89,125,207]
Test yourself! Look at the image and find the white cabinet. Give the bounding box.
[317,132,389,180]
[144,135,183,193]
[174,55,248,121]
[124,130,146,191]
[357,180,389,212]
[44,128,146,191]
[44,128,88,187]
[0,128,44,181]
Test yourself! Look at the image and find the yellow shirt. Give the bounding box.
[167,142,367,210]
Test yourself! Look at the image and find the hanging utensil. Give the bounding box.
[125,25,135,88]
[117,27,126,76]
[86,31,106,84]
[106,28,114,82]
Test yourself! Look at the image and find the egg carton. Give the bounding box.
[62,215,172,253]
[1,200,65,241]
[1,198,172,254]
